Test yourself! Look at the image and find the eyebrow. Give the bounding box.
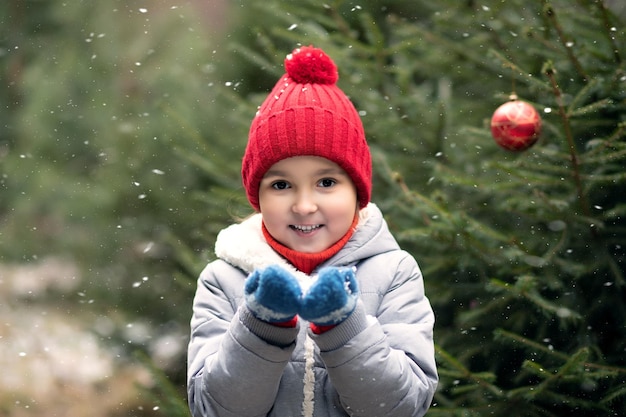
[263,167,347,178]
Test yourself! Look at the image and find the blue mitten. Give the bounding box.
[299,267,358,326]
[244,265,302,323]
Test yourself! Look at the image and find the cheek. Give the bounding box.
[261,208,283,227]
[258,191,281,214]
[326,199,357,222]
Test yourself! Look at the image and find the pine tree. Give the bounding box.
[372,3,626,415]
[1,1,234,413]
[1,1,223,320]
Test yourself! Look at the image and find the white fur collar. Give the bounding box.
[214,204,374,286]
[214,213,313,284]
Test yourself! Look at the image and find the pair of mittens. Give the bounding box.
[244,265,358,326]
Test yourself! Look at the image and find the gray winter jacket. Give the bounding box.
[188,204,438,417]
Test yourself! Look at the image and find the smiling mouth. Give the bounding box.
[290,224,322,233]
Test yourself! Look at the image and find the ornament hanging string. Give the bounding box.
[506,61,518,102]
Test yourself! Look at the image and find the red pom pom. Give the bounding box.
[490,100,542,151]
[284,46,338,85]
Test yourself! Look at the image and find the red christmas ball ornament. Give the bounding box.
[490,100,542,151]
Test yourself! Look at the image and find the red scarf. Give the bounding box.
[262,214,358,275]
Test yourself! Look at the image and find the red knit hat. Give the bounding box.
[242,46,372,211]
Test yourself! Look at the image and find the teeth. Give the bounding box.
[292,225,321,232]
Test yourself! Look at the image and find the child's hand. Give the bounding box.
[244,265,302,323]
[300,267,358,326]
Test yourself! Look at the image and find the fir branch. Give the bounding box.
[554,345,590,376]
[490,160,573,187]
[489,276,583,322]
[581,170,626,184]
[494,328,572,361]
[395,170,528,264]
[541,1,589,81]
[230,43,284,78]
[486,49,551,92]
[435,345,504,398]
[515,383,608,413]
[523,347,615,412]
[602,384,626,407]
[568,98,612,118]
[325,1,359,40]
[520,359,555,381]
[457,291,515,326]
[543,62,593,225]
[405,25,521,83]
[564,75,599,114]
[580,146,626,165]
[585,121,626,157]
[495,329,626,374]
[606,247,626,287]
[595,0,623,64]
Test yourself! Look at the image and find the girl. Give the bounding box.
[187,45,438,417]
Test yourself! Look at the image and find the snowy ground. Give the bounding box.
[0,257,167,417]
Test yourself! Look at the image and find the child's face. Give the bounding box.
[259,156,358,253]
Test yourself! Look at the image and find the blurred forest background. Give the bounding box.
[1,0,625,416]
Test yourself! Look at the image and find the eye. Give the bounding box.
[318,178,336,188]
[271,180,290,190]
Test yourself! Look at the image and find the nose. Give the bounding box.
[292,190,318,214]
